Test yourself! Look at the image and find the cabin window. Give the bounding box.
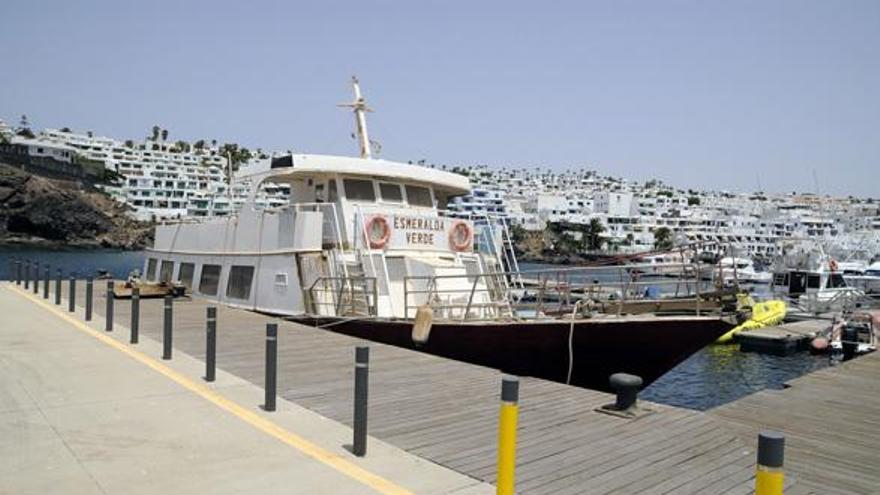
[178,263,195,288]
[146,258,158,281]
[405,185,432,207]
[343,179,376,202]
[807,274,821,289]
[226,265,255,300]
[327,179,338,202]
[199,265,222,295]
[379,183,403,203]
[159,261,174,283]
[827,273,846,289]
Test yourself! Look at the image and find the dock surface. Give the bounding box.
[0,283,491,495]
[5,277,879,493]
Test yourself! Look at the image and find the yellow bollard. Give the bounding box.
[755,431,784,495]
[496,376,519,495]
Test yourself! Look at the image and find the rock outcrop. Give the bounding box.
[0,163,153,249]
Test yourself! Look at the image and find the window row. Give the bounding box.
[145,258,255,300]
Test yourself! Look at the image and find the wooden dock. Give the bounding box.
[23,278,880,493]
[711,350,880,494]
[735,319,829,355]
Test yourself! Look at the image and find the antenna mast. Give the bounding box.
[337,76,373,159]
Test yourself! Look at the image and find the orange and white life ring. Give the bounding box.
[365,215,391,249]
[829,259,839,272]
[448,220,474,252]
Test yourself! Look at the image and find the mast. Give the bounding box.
[338,76,373,159]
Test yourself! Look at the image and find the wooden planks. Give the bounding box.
[53,282,774,494]
[711,351,880,495]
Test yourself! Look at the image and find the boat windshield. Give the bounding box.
[827,273,847,289]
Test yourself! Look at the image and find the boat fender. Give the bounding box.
[412,305,433,346]
[810,337,829,354]
[829,259,838,272]
[448,220,474,252]
[365,215,391,249]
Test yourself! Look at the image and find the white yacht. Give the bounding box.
[771,251,867,314]
[143,78,740,391]
[717,256,772,285]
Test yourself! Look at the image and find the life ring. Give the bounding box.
[365,215,391,249]
[448,220,473,252]
[829,259,838,272]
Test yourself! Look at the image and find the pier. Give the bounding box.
[3,276,879,493]
[735,319,829,355]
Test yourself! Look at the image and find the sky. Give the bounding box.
[1,1,878,197]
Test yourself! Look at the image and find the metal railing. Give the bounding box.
[305,276,378,317]
[403,261,726,321]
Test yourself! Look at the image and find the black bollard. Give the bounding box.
[43,265,49,299]
[85,277,93,321]
[24,261,30,290]
[105,280,114,332]
[841,325,858,361]
[205,307,217,382]
[353,346,370,457]
[263,323,278,411]
[130,287,139,344]
[16,260,21,285]
[610,373,643,411]
[68,276,76,313]
[55,269,62,305]
[162,295,173,359]
[32,262,39,294]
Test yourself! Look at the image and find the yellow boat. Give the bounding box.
[716,295,787,344]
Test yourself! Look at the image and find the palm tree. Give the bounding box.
[584,218,605,251]
[151,125,160,141]
[161,129,169,142]
[653,227,673,250]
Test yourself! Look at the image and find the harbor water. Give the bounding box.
[1,248,828,411]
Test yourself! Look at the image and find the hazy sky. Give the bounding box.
[2,1,878,196]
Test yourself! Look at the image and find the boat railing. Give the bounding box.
[403,262,723,321]
[305,275,379,318]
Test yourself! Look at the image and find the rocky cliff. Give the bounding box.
[0,163,153,249]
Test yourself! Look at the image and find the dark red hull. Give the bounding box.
[291,315,734,392]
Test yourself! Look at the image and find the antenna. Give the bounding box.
[337,76,373,159]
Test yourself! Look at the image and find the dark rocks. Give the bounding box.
[0,163,153,249]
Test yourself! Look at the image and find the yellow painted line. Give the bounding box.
[4,284,413,495]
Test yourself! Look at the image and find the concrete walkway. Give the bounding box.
[0,283,493,495]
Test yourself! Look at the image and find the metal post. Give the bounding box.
[32,262,39,294]
[162,295,173,359]
[85,277,93,321]
[55,269,62,305]
[15,259,21,285]
[205,307,217,382]
[24,261,30,290]
[263,323,277,411]
[68,276,75,313]
[43,265,49,299]
[755,431,784,495]
[496,375,519,495]
[130,287,139,344]
[353,346,370,456]
[105,280,114,332]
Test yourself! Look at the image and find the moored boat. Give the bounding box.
[143,78,739,391]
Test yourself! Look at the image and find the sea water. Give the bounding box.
[1,249,828,410]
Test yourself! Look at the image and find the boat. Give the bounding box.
[770,249,868,315]
[717,256,772,285]
[142,77,740,391]
[840,260,880,296]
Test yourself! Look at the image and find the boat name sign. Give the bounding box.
[387,215,471,251]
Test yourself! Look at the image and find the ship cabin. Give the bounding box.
[145,153,514,320]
